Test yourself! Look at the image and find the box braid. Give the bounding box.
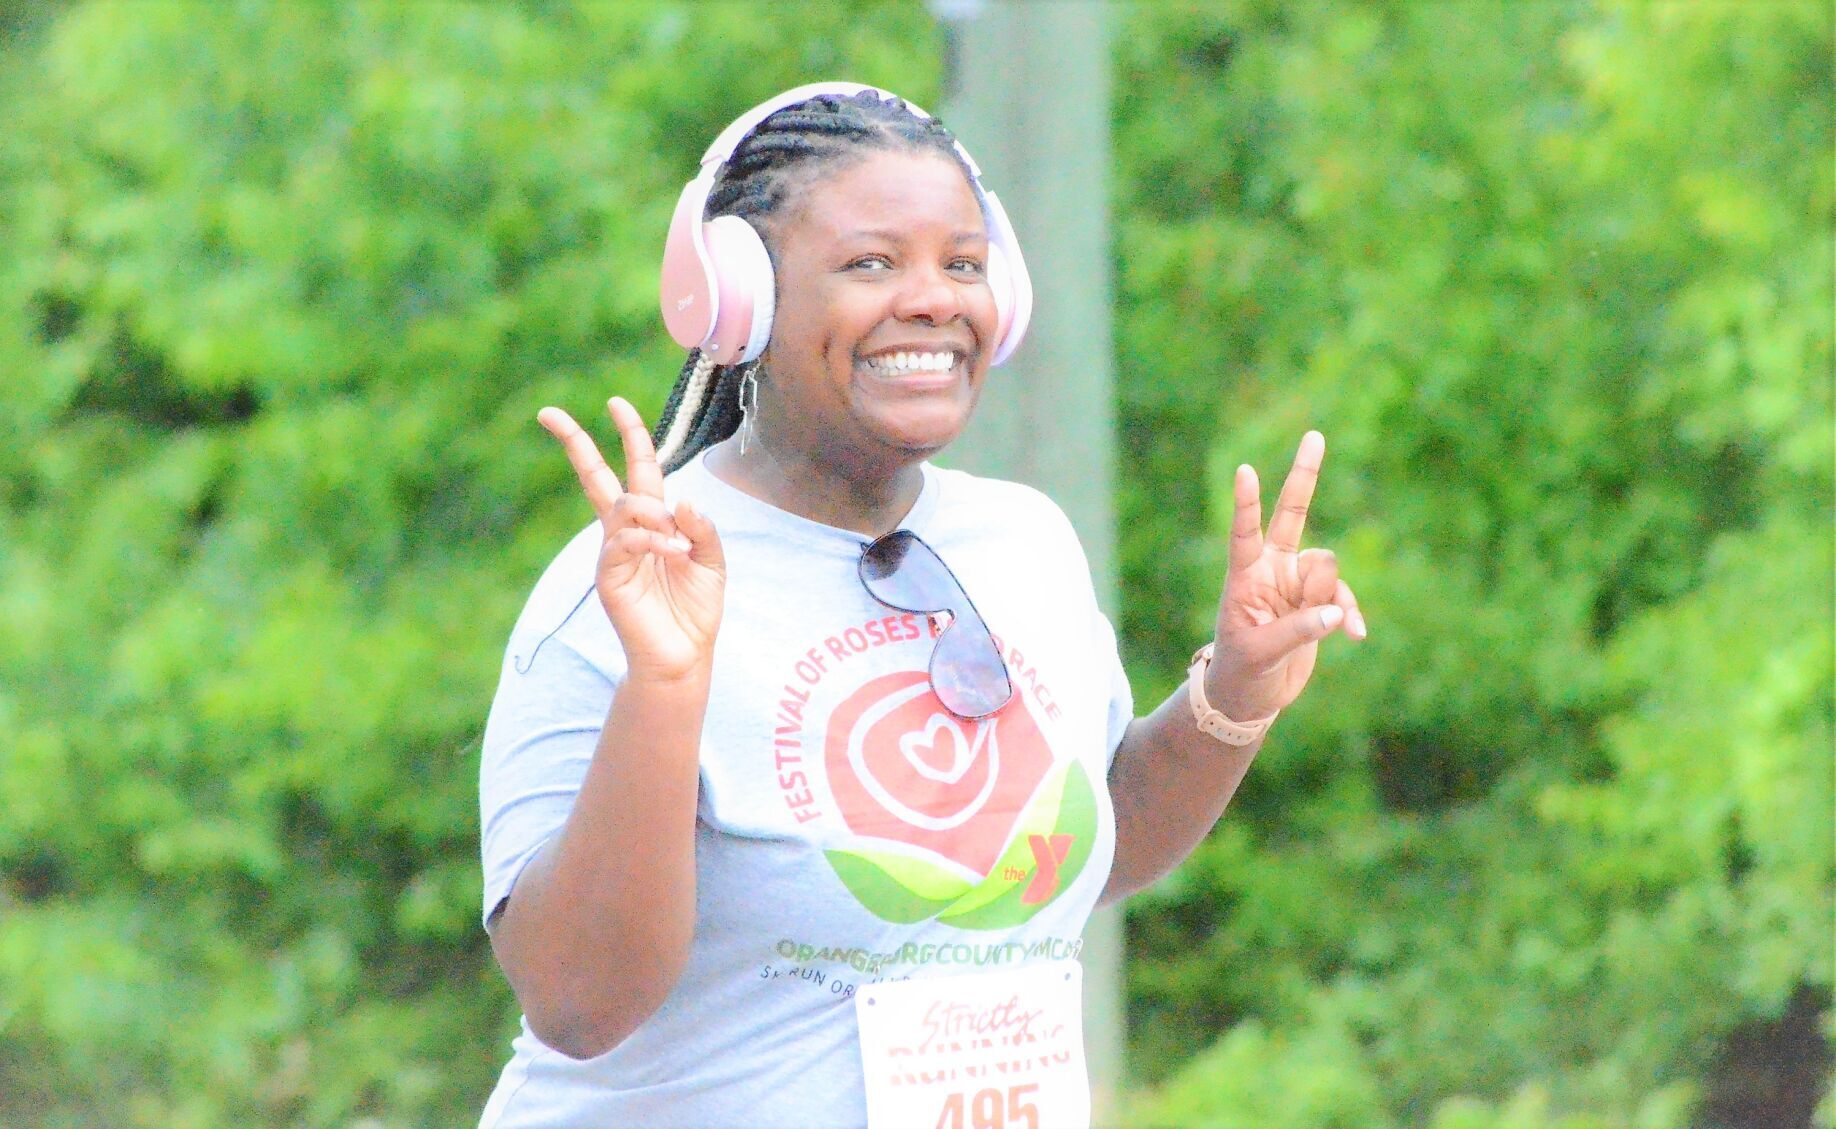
[652,90,975,474]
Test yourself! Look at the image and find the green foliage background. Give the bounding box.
[0,1,1828,1126]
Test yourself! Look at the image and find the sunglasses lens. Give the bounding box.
[860,532,960,613]
[932,624,1013,719]
[860,531,1013,719]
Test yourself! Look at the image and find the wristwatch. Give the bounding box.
[1186,643,1278,747]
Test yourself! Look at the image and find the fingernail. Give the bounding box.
[1351,611,1367,637]
[666,536,691,553]
[1319,605,1344,632]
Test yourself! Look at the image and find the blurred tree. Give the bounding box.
[0,2,939,1124]
[1113,1,1832,1126]
[0,0,1829,1126]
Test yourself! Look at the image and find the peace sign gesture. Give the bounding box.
[537,397,726,681]
[1204,431,1366,724]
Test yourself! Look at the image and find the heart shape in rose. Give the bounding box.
[897,712,984,783]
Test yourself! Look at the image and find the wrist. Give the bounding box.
[622,660,715,696]
[1188,644,1278,747]
[1198,645,1277,723]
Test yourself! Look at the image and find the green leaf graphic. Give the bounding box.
[824,847,974,923]
[937,761,1072,920]
[941,761,1098,931]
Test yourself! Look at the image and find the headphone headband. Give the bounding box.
[701,83,894,166]
[697,82,984,179]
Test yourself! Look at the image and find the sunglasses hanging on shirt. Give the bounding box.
[858,531,1013,720]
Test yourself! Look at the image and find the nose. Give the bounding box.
[891,260,964,326]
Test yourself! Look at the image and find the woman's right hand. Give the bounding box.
[538,396,725,681]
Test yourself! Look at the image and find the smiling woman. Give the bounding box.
[475,83,1361,1129]
[718,147,998,498]
[650,85,1029,518]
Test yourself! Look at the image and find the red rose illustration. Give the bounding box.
[825,670,1053,876]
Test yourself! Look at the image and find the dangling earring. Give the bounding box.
[738,363,762,455]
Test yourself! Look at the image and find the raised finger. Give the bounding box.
[538,406,623,518]
[1228,463,1264,573]
[1265,430,1324,554]
[608,396,665,499]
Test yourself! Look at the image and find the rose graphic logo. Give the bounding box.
[822,671,1096,930]
[828,670,1048,874]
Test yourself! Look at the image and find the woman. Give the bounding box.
[477,83,1363,1127]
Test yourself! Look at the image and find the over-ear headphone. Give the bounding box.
[658,81,1033,368]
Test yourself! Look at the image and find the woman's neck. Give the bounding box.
[703,434,926,538]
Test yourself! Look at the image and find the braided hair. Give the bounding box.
[651,91,976,474]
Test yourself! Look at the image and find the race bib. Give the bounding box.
[855,961,1089,1129]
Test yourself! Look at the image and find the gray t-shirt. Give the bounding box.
[478,453,1133,1128]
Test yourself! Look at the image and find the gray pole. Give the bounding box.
[932,1,1124,1119]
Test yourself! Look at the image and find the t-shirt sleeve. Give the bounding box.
[1092,604,1134,767]
[477,537,627,931]
[1008,478,1135,767]
[477,625,624,930]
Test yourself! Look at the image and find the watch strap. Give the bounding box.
[1186,643,1278,747]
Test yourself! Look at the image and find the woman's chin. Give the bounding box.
[872,410,973,456]
[856,390,978,457]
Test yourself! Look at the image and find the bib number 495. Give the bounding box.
[934,1083,1040,1129]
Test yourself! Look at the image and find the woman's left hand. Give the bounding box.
[1204,430,1366,724]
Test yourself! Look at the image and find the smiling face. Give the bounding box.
[752,148,999,472]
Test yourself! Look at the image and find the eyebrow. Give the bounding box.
[839,228,987,245]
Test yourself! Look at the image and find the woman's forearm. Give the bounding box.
[488,669,710,1059]
[1100,684,1264,905]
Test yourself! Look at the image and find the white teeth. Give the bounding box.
[863,350,957,374]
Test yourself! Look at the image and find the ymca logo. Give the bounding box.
[821,671,1095,929]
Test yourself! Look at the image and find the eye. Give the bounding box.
[846,254,893,272]
[949,256,986,277]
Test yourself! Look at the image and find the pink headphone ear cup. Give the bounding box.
[987,242,1016,359]
[661,176,718,350]
[702,215,775,366]
[979,189,1032,366]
